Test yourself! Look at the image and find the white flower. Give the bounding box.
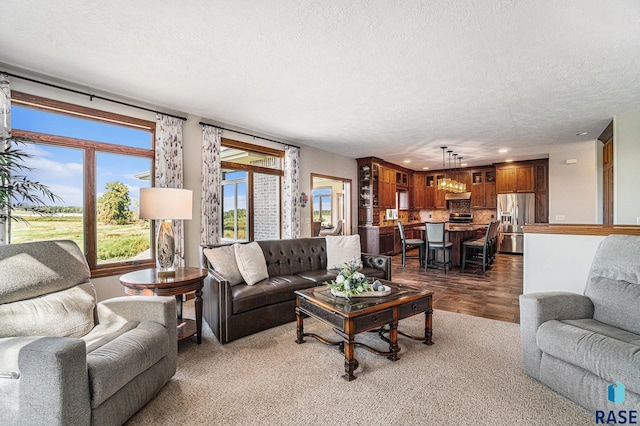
[336,275,345,284]
[344,281,351,290]
[357,286,364,292]
[352,272,364,281]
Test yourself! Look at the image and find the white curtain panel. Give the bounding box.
[282,145,300,239]
[155,113,186,267]
[201,125,221,244]
[0,73,11,245]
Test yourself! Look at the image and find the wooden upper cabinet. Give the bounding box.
[471,183,484,208]
[425,175,435,208]
[485,181,496,208]
[435,174,446,208]
[496,164,534,193]
[496,168,516,193]
[458,170,472,189]
[413,173,425,209]
[516,165,534,192]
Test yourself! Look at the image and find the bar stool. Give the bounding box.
[398,220,425,267]
[425,222,452,273]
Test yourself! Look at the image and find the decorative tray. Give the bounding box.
[330,285,391,298]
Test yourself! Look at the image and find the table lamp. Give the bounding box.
[140,187,193,278]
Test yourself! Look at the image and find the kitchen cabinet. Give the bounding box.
[534,162,548,223]
[435,174,446,209]
[425,175,435,208]
[412,173,425,209]
[496,164,534,193]
[470,169,496,208]
[357,158,381,226]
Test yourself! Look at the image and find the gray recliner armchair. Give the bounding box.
[520,234,640,412]
[0,240,177,426]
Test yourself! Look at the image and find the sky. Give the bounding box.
[12,105,151,208]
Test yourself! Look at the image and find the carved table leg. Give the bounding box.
[343,334,358,381]
[195,287,203,344]
[387,320,400,361]
[424,302,434,345]
[295,307,305,344]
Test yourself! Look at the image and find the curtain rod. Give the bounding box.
[199,121,300,149]
[2,71,187,121]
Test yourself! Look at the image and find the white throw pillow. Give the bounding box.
[325,235,362,270]
[203,246,244,285]
[234,242,269,286]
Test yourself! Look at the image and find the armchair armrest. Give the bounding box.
[97,296,176,329]
[0,336,90,425]
[519,292,594,379]
[361,253,392,281]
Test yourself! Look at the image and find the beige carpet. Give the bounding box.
[127,305,592,425]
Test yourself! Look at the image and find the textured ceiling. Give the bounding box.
[1,0,639,170]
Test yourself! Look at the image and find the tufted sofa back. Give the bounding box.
[257,238,327,277]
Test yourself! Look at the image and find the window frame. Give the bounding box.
[11,91,156,277]
[220,138,284,241]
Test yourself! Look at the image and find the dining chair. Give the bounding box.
[397,220,425,267]
[424,222,452,273]
[461,221,497,272]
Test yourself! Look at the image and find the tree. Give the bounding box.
[1,138,62,244]
[97,181,133,225]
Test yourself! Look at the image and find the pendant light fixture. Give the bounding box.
[436,146,466,193]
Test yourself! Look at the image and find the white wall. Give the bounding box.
[548,141,599,224]
[614,111,640,224]
[523,233,604,294]
[299,145,357,237]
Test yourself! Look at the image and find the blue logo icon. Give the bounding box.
[608,381,625,405]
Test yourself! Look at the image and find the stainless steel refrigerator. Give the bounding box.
[497,193,535,254]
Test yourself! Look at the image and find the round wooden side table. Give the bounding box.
[119,267,208,344]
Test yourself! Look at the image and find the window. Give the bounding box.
[220,139,283,241]
[312,187,332,226]
[221,170,248,241]
[10,92,155,277]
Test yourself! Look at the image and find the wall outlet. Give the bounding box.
[555,215,566,221]
[491,214,494,218]
[428,214,432,218]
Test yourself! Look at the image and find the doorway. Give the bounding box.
[310,174,351,236]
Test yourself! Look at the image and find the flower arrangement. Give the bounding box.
[325,258,371,300]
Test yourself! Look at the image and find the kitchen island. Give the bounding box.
[359,222,488,268]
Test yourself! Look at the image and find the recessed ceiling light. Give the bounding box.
[505,159,513,163]
[576,132,589,136]
[498,148,509,153]
[422,167,429,170]
[403,160,411,163]
[461,163,467,167]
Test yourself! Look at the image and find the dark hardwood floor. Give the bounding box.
[390,251,523,323]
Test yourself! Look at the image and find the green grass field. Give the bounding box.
[11,215,151,263]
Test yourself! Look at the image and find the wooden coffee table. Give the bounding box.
[295,281,433,381]
[119,267,208,344]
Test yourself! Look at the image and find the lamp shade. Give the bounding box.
[139,188,193,220]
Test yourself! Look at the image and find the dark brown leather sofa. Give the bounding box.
[199,237,391,344]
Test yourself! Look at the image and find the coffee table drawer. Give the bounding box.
[398,297,431,319]
[298,298,343,329]
[353,309,394,332]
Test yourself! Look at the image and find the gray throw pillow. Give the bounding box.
[203,246,244,285]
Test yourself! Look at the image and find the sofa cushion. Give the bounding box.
[235,242,269,285]
[231,275,315,314]
[86,321,168,408]
[296,269,339,284]
[82,320,140,353]
[537,318,640,394]
[0,282,96,338]
[325,235,361,270]
[204,245,244,285]
[585,234,640,335]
